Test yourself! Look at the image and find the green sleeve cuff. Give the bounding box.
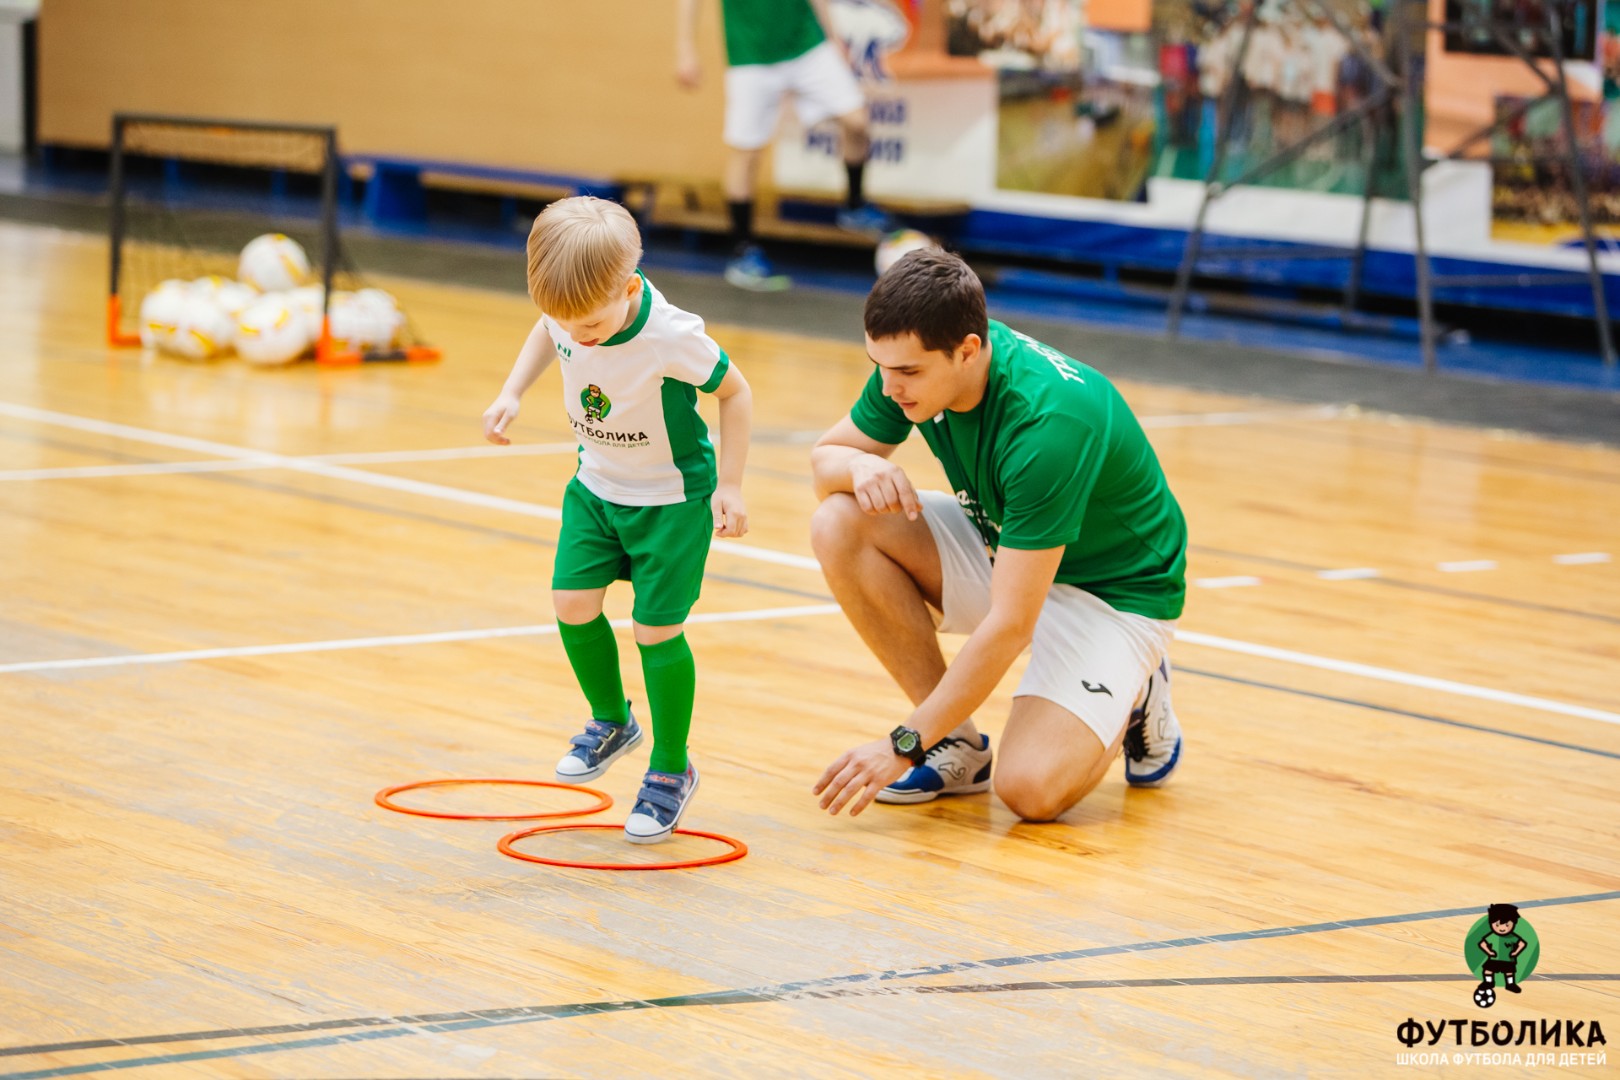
[699,351,731,393]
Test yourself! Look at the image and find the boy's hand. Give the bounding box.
[712,484,748,538]
[482,393,521,445]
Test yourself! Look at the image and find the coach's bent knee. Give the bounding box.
[809,493,868,560]
[994,768,1081,823]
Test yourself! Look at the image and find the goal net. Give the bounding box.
[107,114,439,365]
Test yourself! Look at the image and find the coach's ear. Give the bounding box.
[955,333,983,366]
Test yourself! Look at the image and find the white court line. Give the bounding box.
[1316,567,1381,581]
[1137,404,1347,429]
[0,407,1341,483]
[1176,630,1620,726]
[1437,560,1499,573]
[0,604,843,675]
[0,442,581,482]
[1194,576,1263,589]
[7,400,1616,727]
[0,402,819,570]
[1554,552,1611,566]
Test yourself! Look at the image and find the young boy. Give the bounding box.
[482,197,753,843]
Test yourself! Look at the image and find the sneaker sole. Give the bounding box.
[1125,736,1182,788]
[624,769,699,845]
[555,725,643,784]
[875,778,992,805]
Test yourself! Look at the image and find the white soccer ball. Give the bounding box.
[327,292,399,353]
[238,233,311,292]
[139,279,191,351]
[235,294,313,366]
[285,285,327,339]
[165,291,236,360]
[352,288,406,347]
[875,229,940,275]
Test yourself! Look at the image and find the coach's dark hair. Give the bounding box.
[1487,904,1520,925]
[864,249,989,355]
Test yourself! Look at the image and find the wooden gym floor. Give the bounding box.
[1,221,1617,1078]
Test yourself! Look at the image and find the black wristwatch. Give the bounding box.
[889,725,927,766]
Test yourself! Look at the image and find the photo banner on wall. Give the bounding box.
[946,0,1411,201]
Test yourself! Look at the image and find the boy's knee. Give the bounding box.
[553,591,604,625]
[994,767,1080,823]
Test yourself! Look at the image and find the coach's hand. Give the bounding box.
[814,738,910,817]
[848,454,921,520]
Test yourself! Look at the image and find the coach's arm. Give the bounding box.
[810,416,1064,815]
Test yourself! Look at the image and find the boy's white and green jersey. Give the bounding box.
[542,271,731,507]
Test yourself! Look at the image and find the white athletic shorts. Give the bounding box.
[723,41,865,151]
[919,490,1177,748]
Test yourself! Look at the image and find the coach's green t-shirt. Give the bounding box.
[851,320,1188,620]
[721,0,825,66]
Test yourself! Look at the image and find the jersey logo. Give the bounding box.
[580,384,612,422]
[1012,329,1085,384]
[555,342,572,360]
[1081,681,1112,697]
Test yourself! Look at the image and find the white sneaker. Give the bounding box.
[1124,659,1182,787]
[875,734,993,804]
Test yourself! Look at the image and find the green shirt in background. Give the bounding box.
[851,320,1189,621]
[721,0,825,66]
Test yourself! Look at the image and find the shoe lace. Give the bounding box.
[923,737,967,762]
[1123,714,1147,762]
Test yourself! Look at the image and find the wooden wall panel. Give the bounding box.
[39,0,731,180]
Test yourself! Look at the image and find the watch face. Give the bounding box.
[895,730,919,753]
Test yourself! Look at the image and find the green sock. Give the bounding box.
[638,634,694,773]
[557,614,628,725]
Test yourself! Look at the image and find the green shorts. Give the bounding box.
[551,478,713,626]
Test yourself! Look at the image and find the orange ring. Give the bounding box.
[375,778,611,821]
[496,823,748,871]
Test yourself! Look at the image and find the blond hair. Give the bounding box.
[525,197,643,318]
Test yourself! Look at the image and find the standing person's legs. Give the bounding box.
[620,496,712,842]
[552,480,642,782]
[723,63,792,290]
[786,41,891,233]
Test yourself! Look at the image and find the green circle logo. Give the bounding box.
[1464,908,1539,984]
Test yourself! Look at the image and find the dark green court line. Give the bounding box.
[4,890,1616,1077]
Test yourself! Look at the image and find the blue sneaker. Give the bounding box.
[555,706,643,783]
[1124,659,1182,787]
[875,734,993,804]
[723,245,791,292]
[835,203,896,236]
[624,761,699,844]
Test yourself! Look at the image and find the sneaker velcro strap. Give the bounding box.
[569,732,604,751]
[634,785,683,816]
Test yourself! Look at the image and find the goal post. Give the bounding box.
[106,113,439,365]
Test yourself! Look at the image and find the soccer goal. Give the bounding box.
[106,113,440,366]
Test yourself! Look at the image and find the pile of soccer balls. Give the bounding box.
[137,233,405,365]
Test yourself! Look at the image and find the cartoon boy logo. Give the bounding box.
[1464,903,1540,1009]
[580,384,612,423]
